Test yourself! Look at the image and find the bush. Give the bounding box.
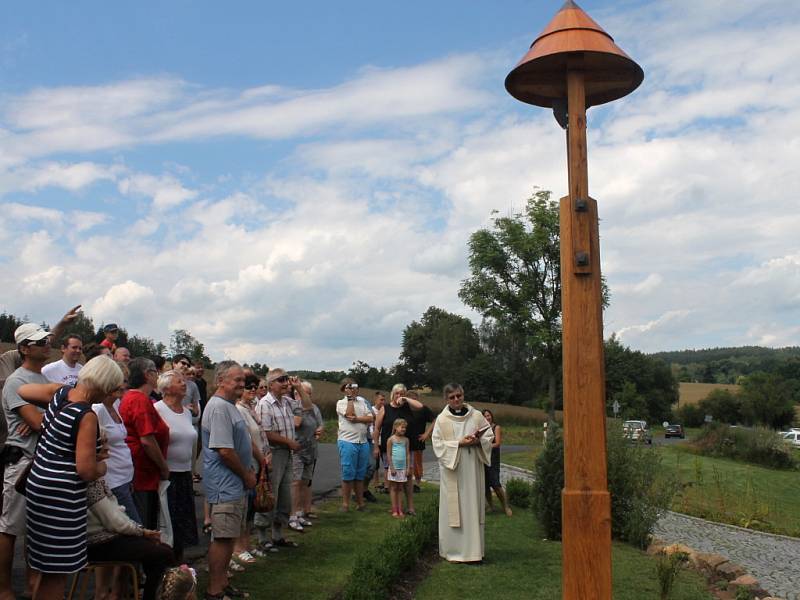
[506,478,533,508]
[673,403,705,428]
[340,500,438,600]
[693,423,796,469]
[532,424,564,540]
[532,422,677,548]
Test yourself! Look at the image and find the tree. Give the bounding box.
[58,312,97,345]
[739,372,796,429]
[605,336,678,424]
[698,389,741,425]
[398,307,481,389]
[459,190,561,416]
[0,312,24,343]
[169,329,210,364]
[127,334,166,359]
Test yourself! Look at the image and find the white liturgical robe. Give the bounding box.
[432,403,493,562]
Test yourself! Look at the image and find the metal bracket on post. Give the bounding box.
[563,195,595,275]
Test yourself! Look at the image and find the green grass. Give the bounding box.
[415,510,712,600]
[500,447,541,471]
[659,445,800,536]
[198,485,438,598]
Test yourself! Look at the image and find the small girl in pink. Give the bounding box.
[386,418,411,518]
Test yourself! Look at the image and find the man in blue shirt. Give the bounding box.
[202,360,255,600]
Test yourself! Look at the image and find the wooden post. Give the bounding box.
[559,67,612,600]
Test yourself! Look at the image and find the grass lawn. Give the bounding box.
[415,510,713,600]
[500,446,541,471]
[198,485,439,598]
[658,445,800,536]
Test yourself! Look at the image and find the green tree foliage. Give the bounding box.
[476,319,543,407]
[673,403,705,428]
[653,346,800,384]
[59,312,97,345]
[739,372,796,429]
[347,360,395,391]
[0,312,25,343]
[169,329,210,364]
[613,381,647,420]
[605,336,678,424]
[698,389,741,425]
[398,306,481,389]
[460,352,514,404]
[459,190,561,414]
[126,334,166,359]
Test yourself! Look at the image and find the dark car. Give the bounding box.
[664,423,685,439]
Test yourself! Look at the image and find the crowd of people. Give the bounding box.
[0,306,514,599]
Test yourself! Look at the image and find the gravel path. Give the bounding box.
[424,460,800,599]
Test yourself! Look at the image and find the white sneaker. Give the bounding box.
[298,517,313,527]
[288,519,304,532]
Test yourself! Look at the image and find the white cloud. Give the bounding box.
[118,173,198,210]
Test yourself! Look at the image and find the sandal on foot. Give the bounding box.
[273,538,298,548]
[237,551,257,564]
[223,585,250,598]
[228,559,245,572]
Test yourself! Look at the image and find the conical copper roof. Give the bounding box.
[505,0,643,108]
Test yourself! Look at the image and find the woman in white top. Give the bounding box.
[154,370,198,561]
[92,362,140,523]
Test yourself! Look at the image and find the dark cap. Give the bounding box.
[103,323,119,333]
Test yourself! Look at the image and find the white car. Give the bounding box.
[781,431,800,447]
[623,420,652,444]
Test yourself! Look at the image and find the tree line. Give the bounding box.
[652,346,800,384]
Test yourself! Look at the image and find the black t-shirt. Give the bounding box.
[408,405,435,451]
[379,404,414,453]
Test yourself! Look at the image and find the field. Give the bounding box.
[678,382,740,406]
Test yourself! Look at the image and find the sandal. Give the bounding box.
[405,509,417,516]
[273,538,298,548]
[223,585,250,598]
[228,559,245,572]
[236,551,257,564]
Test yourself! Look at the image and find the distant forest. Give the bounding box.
[650,346,800,384]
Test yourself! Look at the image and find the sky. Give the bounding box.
[0,0,798,370]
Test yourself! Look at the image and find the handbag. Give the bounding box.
[253,465,275,513]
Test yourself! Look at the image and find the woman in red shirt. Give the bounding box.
[119,357,170,530]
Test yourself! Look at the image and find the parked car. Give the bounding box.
[622,420,652,444]
[781,431,800,447]
[664,423,685,439]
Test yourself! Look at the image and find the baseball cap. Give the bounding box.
[14,323,51,344]
[103,323,119,333]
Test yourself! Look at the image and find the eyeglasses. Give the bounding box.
[448,393,463,400]
[273,375,289,383]
[25,338,51,347]
[257,385,267,390]
[244,384,258,391]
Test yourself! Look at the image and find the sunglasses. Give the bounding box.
[345,383,359,390]
[273,375,290,383]
[448,393,464,400]
[178,361,191,368]
[25,338,51,347]
[244,384,258,391]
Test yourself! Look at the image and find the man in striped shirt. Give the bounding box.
[256,369,303,547]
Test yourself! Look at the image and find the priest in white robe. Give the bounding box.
[432,383,494,563]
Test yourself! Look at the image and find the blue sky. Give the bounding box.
[1,0,798,369]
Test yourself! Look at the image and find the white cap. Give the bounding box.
[14,323,50,344]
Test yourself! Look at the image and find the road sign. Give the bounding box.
[612,400,620,416]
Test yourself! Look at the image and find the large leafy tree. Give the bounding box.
[398,306,481,389]
[739,372,796,429]
[169,329,210,364]
[459,190,561,415]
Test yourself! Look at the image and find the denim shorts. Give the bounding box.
[337,440,370,481]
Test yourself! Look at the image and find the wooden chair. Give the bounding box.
[67,561,140,600]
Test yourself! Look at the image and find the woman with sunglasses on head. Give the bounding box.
[154,370,198,562]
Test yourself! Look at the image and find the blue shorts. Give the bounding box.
[337,440,371,481]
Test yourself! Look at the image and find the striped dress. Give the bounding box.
[26,386,99,573]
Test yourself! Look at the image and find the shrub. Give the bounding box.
[340,500,438,600]
[673,403,705,428]
[532,424,564,540]
[532,422,677,548]
[506,478,533,508]
[693,423,796,469]
[698,389,742,425]
[656,551,688,600]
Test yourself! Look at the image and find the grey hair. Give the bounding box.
[301,380,313,393]
[442,383,464,399]
[78,355,124,395]
[390,383,407,401]
[214,360,242,385]
[157,370,184,394]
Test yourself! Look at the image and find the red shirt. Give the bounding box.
[100,338,117,352]
[119,389,170,491]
